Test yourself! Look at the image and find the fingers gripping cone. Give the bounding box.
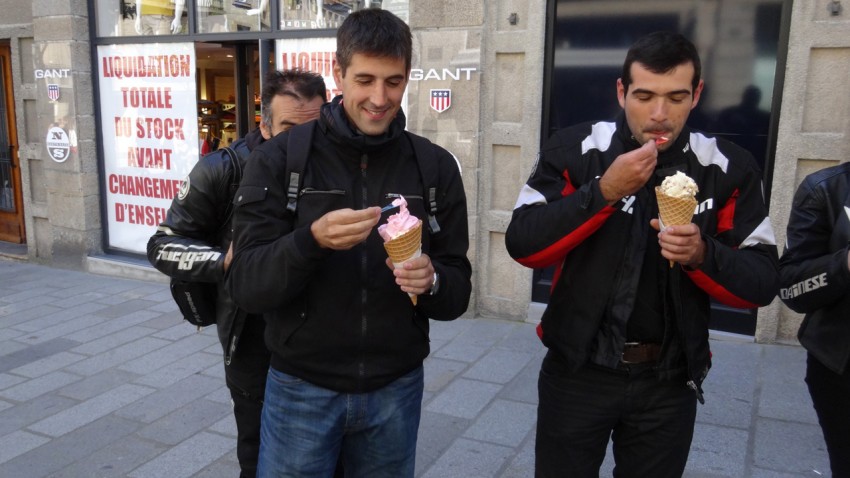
[655,187,698,267]
[383,219,423,305]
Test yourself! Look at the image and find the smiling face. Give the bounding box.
[333,53,408,136]
[617,61,704,151]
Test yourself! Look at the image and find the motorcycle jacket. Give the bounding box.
[226,97,472,393]
[779,162,850,374]
[148,128,265,354]
[505,113,779,394]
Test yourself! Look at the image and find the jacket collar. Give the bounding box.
[319,95,407,154]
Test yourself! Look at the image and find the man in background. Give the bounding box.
[148,69,326,478]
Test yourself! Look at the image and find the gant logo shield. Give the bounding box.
[430,89,451,113]
[47,84,60,101]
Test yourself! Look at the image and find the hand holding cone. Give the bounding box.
[383,219,423,305]
[655,187,698,267]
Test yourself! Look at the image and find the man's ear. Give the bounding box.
[259,121,271,140]
[691,79,705,110]
[333,63,343,88]
[616,78,626,109]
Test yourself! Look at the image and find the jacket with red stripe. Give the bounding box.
[505,113,779,392]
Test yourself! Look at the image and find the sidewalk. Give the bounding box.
[0,260,832,477]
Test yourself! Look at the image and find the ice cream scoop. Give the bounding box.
[378,197,420,242]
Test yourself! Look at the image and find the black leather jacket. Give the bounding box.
[148,129,264,354]
[779,162,850,374]
[226,97,472,393]
[506,113,780,395]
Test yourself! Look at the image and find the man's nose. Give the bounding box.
[649,98,668,121]
[370,82,388,107]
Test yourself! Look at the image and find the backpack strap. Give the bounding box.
[220,146,242,228]
[285,122,316,213]
[405,132,441,234]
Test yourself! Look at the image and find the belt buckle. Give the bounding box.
[620,342,642,365]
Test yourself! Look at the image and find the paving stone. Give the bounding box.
[28,383,156,437]
[0,372,26,391]
[133,350,221,388]
[752,417,830,476]
[117,333,218,375]
[415,410,471,476]
[65,336,172,376]
[69,325,160,356]
[424,357,467,392]
[498,434,535,478]
[497,353,542,405]
[14,302,111,333]
[136,399,232,446]
[16,314,114,345]
[0,338,81,374]
[127,431,235,478]
[0,370,82,402]
[0,415,141,477]
[114,374,223,424]
[93,299,161,319]
[425,378,501,419]
[0,394,79,436]
[463,399,536,447]
[462,348,535,384]
[49,434,168,478]
[686,422,749,477]
[0,430,51,465]
[9,351,87,379]
[58,368,142,401]
[420,437,513,478]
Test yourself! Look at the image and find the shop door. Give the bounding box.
[541,0,787,335]
[0,44,24,244]
[196,42,261,154]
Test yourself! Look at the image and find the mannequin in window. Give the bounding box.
[135,0,184,35]
[275,0,326,28]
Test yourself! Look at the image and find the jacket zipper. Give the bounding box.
[359,153,369,388]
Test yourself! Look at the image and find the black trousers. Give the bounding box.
[536,351,697,478]
[806,353,850,478]
[224,315,270,478]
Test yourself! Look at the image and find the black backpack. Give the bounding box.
[283,121,443,234]
[170,145,243,329]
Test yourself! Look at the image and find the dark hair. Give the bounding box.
[621,31,701,94]
[335,8,412,76]
[260,69,327,130]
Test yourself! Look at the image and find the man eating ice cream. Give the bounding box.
[226,9,471,478]
[505,31,779,477]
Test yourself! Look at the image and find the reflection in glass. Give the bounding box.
[96,0,189,37]
[197,0,272,33]
[279,1,408,30]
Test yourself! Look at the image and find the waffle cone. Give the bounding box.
[655,187,698,267]
[383,220,422,305]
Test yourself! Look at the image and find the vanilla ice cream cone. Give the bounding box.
[655,186,698,267]
[384,219,423,304]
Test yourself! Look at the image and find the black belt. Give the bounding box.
[621,342,661,364]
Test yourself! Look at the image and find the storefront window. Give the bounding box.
[280,1,409,30]
[95,0,189,37]
[196,0,271,33]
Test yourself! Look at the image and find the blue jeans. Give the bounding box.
[257,365,424,478]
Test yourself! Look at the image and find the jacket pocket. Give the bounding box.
[232,185,268,207]
[295,189,348,228]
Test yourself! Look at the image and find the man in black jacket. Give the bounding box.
[226,9,471,478]
[147,69,326,478]
[779,162,850,477]
[505,32,779,477]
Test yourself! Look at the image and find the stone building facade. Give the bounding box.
[0,0,848,343]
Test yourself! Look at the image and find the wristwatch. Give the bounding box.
[429,272,440,296]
